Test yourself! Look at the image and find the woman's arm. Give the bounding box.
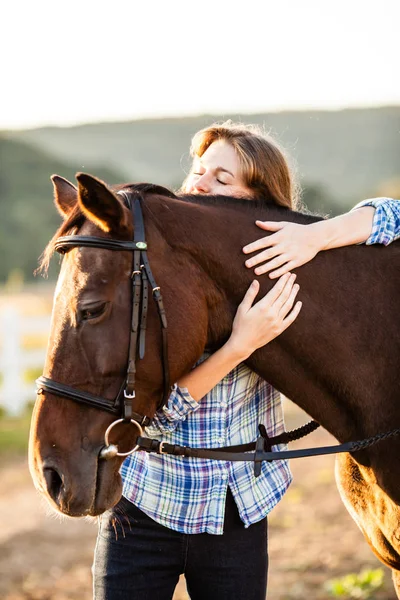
[243,198,399,279]
[149,274,301,434]
[178,274,301,400]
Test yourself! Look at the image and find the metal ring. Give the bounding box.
[104,418,143,457]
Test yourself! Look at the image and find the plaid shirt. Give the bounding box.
[122,197,399,535]
[122,359,291,534]
[353,198,400,245]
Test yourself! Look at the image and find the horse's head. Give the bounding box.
[29,174,211,517]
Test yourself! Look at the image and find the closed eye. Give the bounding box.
[194,172,227,185]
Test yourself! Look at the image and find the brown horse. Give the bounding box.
[29,173,400,593]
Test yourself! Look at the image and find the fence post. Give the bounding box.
[0,307,23,415]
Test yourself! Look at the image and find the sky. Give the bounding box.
[1,0,399,130]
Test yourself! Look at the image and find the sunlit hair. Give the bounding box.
[181,120,299,209]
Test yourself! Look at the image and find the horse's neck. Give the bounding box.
[146,195,376,442]
[149,195,283,338]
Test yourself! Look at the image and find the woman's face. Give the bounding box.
[185,140,252,198]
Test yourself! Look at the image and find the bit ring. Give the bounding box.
[103,418,143,457]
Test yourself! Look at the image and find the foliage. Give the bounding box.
[0,136,124,283]
[325,568,384,599]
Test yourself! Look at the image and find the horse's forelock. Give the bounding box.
[37,205,86,276]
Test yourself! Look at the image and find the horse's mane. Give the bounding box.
[38,183,323,276]
[177,192,325,225]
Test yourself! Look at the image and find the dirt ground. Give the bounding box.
[0,403,396,600]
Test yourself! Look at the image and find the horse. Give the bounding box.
[29,173,400,594]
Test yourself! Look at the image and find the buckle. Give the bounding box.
[158,441,167,455]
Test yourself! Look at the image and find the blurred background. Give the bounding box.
[0,0,399,598]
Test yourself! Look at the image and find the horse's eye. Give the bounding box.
[80,303,107,322]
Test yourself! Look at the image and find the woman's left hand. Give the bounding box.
[242,220,321,278]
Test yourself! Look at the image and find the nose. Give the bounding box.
[193,174,210,194]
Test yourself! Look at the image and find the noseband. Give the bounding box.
[36,190,170,458]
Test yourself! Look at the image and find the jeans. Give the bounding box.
[93,489,268,600]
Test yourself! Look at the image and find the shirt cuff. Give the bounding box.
[149,384,200,433]
[351,197,399,245]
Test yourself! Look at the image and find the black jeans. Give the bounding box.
[93,489,268,600]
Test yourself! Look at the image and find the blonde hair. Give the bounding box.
[181,120,299,209]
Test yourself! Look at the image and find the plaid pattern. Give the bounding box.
[353,198,400,245]
[122,197,399,536]
[122,357,292,535]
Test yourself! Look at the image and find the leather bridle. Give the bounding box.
[36,190,170,458]
[36,189,400,473]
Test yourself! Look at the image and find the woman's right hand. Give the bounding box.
[226,273,302,361]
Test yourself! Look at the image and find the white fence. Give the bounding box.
[0,307,51,415]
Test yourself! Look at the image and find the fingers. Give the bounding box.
[258,272,293,305]
[238,280,260,313]
[254,254,289,276]
[278,282,300,318]
[245,247,278,269]
[255,220,285,232]
[242,232,280,255]
[268,261,298,279]
[281,301,302,331]
[242,222,286,255]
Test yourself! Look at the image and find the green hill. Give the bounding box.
[1,106,399,283]
[0,137,124,283]
[6,106,400,208]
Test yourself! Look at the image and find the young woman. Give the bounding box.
[94,122,400,600]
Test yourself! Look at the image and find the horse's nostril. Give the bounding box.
[43,467,63,502]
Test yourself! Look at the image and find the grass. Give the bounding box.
[325,568,384,599]
[0,369,40,460]
[0,405,33,457]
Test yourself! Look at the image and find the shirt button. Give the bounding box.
[221,473,228,481]
[218,437,224,444]
[220,402,227,408]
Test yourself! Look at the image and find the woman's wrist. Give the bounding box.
[306,221,332,253]
[223,337,252,364]
[309,207,376,251]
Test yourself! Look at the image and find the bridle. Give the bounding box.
[36,189,400,474]
[36,190,170,458]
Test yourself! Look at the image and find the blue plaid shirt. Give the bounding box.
[352,198,400,245]
[122,197,399,535]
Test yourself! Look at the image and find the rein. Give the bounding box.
[36,189,400,473]
[135,425,400,478]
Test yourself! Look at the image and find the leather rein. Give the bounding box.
[36,190,400,475]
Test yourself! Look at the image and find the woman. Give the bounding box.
[94,122,399,600]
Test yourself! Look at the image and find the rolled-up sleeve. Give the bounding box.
[145,383,200,435]
[352,198,400,245]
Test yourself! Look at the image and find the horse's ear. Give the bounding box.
[52,175,78,219]
[76,173,128,233]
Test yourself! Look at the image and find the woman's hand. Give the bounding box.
[242,221,322,278]
[226,273,301,361]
